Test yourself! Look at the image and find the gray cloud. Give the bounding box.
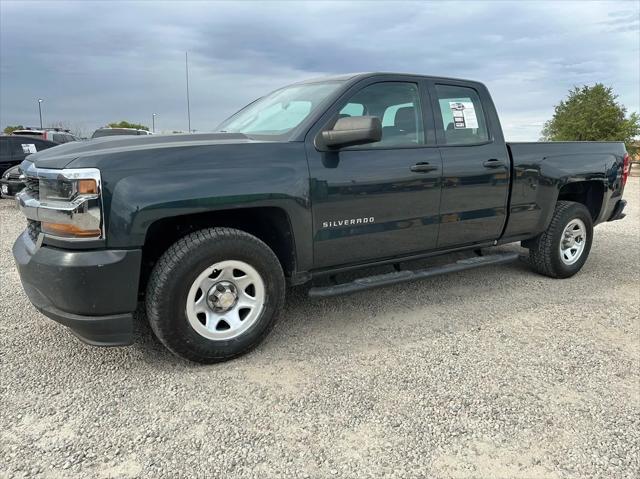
[0,0,638,140]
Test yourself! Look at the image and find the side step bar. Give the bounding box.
[308,252,520,298]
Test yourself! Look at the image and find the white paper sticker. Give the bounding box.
[449,101,478,129]
[21,144,37,154]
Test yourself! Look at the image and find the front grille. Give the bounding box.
[24,176,39,197]
[27,219,41,243]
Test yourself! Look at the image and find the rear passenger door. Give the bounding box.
[9,137,30,163]
[430,82,510,248]
[9,138,50,164]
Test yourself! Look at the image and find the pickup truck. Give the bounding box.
[12,73,630,363]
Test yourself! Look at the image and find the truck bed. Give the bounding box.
[503,141,627,240]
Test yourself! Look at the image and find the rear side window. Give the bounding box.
[12,131,43,138]
[10,139,37,155]
[435,84,488,145]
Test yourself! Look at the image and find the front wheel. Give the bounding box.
[146,227,285,363]
[526,201,594,278]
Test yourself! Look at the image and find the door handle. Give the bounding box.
[483,159,504,168]
[410,162,438,173]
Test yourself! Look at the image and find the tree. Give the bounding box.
[3,125,24,134]
[107,121,149,131]
[541,84,640,155]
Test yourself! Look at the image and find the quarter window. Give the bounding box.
[337,82,425,147]
[435,84,489,145]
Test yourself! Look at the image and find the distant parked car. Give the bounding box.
[0,136,58,197]
[11,128,80,144]
[91,127,153,138]
[0,165,23,198]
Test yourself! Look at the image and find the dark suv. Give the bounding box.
[0,136,57,197]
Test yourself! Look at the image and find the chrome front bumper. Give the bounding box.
[16,189,102,232]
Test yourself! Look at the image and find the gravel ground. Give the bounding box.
[1,179,638,479]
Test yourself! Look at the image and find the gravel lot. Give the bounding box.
[1,179,638,479]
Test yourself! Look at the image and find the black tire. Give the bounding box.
[526,201,593,278]
[146,227,285,363]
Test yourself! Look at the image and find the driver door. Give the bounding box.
[306,79,442,269]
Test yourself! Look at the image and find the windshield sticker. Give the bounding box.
[449,101,478,129]
[21,144,37,154]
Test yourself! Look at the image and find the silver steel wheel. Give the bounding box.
[559,218,587,265]
[186,260,265,340]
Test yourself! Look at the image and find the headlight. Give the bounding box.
[39,177,98,202]
[17,166,104,240]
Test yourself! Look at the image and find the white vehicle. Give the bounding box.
[11,128,80,144]
[91,127,153,138]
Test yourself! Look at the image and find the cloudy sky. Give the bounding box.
[1,0,638,140]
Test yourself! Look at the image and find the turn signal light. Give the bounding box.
[77,179,98,195]
[42,222,102,238]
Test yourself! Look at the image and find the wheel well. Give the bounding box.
[557,181,604,221]
[139,207,296,295]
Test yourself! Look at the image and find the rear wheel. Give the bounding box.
[146,227,285,363]
[526,201,593,278]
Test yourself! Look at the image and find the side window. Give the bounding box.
[337,82,425,147]
[435,84,489,145]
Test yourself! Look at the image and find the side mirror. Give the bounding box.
[321,116,382,149]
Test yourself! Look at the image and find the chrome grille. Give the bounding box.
[24,176,39,196]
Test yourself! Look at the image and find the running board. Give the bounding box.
[308,252,520,298]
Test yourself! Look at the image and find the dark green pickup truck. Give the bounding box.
[12,73,630,363]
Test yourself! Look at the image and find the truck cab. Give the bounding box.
[303,74,511,268]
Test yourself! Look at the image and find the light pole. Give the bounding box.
[38,99,43,129]
[185,52,191,132]
[152,113,157,133]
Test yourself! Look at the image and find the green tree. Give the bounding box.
[541,84,640,155]
[107,121,149,131]
[3,125,24,134]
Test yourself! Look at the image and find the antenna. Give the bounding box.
[185,52,191,133]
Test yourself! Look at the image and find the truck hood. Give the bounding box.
[25,132,258,169]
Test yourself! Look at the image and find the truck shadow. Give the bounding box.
[130,246,532,365]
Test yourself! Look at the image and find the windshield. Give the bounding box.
[217,81,344,138]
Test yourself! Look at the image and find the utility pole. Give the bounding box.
[185,52,191,133]
[152,113,157,133]
[38,98,43,129]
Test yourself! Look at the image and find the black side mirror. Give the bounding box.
[320,116,382,149]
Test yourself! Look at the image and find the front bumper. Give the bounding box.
[0,178,25,198]
[12,230,142,346]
